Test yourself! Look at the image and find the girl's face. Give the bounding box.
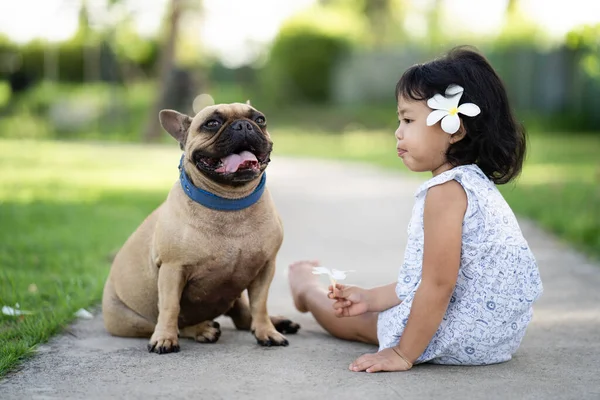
[395,96,460,176]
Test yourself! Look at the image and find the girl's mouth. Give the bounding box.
[397,149,407,157]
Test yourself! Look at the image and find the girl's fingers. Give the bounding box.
[351,356,376,372]
[353,354,373,366]
[329,284,347,297]
[366,363,384,373]
[333,287,345,299]
[332,300,352,309]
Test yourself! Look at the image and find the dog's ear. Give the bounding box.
[245,99,251,106]
[159,109,192,147]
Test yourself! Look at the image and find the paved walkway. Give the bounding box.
[2,157,599,399]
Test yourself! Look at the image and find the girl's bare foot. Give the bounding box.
[288,260,323,313]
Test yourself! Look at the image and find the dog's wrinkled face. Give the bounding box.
[159,103,272,186]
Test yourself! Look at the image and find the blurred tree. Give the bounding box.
[505,0,519,15]
[318,0,406,48]
[496,0,545,47]
[566,23,600,128]
[99,0,161,80]
[426,0,443,49]
[260,3,362,104]
[1,0,160,86]
[143,0,185,142]
[366,0,407,48]
[567,24,600,80]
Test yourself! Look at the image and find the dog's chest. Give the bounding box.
[182,245,268,302]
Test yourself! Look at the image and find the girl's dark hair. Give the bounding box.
[395,46,526,184]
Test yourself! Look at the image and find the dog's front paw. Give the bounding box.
[252,324,289,347]
[148,330,180,354]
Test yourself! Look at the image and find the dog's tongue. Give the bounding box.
[219,151,258,173]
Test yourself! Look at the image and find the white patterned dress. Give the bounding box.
[377,164,543,365]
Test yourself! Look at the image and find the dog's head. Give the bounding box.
[159,102,272,186]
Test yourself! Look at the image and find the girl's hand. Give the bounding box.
[327,284,371,317]
[349,348,413,373]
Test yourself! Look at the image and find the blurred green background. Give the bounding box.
[1,0,599,377]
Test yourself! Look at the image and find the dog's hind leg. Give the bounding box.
[225,292,252,330]
[179,321,221,343]
[226,292,300,334]
[102,278,156,337]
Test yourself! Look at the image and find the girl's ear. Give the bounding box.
[450,121,467,144]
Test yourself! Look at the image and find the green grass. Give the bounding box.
[0,140,180,377]
[0,128,598,377]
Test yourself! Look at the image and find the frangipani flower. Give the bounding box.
[426,84,481,134]
[312,266,353,285]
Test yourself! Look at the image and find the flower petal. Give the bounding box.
[427,93,454,110]
[331,269,348,280]
[426,109,449,126]
[458,103,481,117]
[445,84,464,96]
[312,267,332,276]
[441,114,461,134]
[447,91,463,108]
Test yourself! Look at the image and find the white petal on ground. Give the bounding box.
[426,109,449,126]
[441,114,461,134]
[458,103,481,117]
[74,308,94,319]
[2,305,33,316]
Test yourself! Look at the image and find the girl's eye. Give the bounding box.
[399,118,412,124]
[205,120,221,128]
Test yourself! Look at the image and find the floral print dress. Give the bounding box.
[377,164,543,365]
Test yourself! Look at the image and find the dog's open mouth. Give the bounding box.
[195,151,269,174]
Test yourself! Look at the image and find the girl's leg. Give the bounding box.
[288,260,378,345]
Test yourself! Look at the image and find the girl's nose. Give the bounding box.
[394,126,403,140]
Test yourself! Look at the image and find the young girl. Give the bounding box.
[287,46,543,373]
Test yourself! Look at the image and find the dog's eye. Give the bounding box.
[254,116,266,125]
[205,120,221,129]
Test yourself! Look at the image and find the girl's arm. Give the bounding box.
[395,180,466,363]
[330,282,400,317]
[368,283,402,312]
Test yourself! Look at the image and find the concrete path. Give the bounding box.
[2,157,600,399]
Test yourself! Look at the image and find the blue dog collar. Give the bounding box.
[178,155,266,211]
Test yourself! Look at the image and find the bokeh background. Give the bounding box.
[0,0,599,377]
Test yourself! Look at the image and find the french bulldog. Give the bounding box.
[102,102,299,353]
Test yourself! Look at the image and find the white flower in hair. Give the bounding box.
[426,84,481,134]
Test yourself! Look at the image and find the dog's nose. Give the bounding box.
[231,120,254,132]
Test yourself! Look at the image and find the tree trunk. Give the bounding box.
[143,0,182,142]
[505,0,519,16]
[365,0,390,48]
